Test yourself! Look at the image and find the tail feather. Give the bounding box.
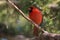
[33,26,39,36]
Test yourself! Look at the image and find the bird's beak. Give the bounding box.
[28,8,31,11]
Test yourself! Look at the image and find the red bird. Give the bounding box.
[28,6,43,36]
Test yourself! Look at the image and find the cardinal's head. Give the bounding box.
[28,6,42,13]
[28,6,34,12]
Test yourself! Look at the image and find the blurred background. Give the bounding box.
[0,0,60,40]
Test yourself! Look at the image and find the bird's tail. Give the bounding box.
[33,26,39,36]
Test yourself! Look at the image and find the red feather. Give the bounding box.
[29,6,43,36]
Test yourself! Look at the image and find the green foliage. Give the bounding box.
[0,0,60,36]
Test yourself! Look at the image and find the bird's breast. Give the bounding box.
[29,11,43,25]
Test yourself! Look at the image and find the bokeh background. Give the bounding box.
[0,0,60,40]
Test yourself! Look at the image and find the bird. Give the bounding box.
[28,6,43,36]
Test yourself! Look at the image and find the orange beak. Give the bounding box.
[28,7,32,12]
[28,8,31,11]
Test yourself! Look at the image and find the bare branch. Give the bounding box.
[8,0,60,40]
[8,0,46,33]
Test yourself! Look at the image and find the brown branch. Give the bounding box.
[8,0,60,40]
[8,0,46,33]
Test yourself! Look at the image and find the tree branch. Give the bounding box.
[8,0,60,40]
[8,0,46,33]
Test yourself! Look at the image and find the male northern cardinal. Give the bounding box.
[28,6,43,36]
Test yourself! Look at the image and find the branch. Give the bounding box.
[8,0,46,33]
[8,0,60,40]
[39,32,60,40]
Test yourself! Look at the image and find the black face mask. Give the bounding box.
[28,7,33,13]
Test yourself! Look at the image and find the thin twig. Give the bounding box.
[8,0,47,33]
